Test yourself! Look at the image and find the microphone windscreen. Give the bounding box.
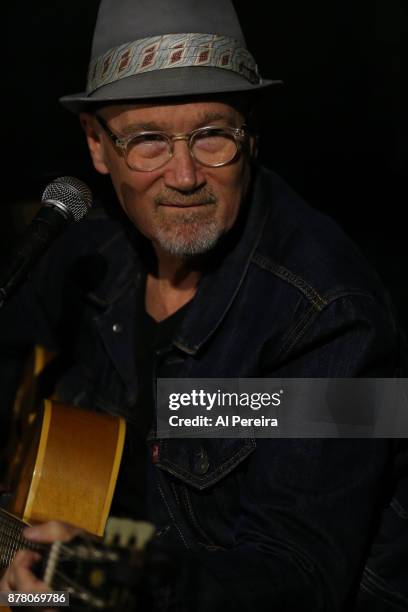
[41,176,92,222]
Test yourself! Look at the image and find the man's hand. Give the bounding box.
[0,520,82,596]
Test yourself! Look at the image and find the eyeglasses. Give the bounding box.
[95,115,248,172]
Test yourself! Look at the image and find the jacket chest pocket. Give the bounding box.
[154,437,255,547]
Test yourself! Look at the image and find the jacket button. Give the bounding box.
[112,323,122,333]
[192,447,209,475]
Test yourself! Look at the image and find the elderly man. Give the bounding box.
[0,0,407,610]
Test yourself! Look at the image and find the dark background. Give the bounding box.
[3,1,407,331]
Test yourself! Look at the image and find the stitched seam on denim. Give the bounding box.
[158,439,256,489]
[252,252,327,310]
[88,275,135,307]
[360,583,408,611]
[322,288,375,304]
[277,304,319,363]
[277,291,381,366]
[97,228,124,253]
[362,567,408,606]
[156,475,190,549]
[158,443,251,485]
[201,543,227,551]
[170,481,181,507]
[390,497,408,519]
[155,525,171,538]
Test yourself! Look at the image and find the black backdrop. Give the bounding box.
[3,1,408,330]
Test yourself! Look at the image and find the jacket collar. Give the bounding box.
[84,225,142,308]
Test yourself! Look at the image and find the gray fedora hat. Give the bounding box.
[60,0,281,113]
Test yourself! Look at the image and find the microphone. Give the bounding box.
[0,176,92,308]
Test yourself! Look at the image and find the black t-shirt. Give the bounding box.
[111,284,190,519]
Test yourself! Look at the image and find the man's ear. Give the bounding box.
[79,113,110,175]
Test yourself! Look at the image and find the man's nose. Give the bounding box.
[163,140,206,192]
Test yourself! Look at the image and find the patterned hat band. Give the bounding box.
[87,33,261,94]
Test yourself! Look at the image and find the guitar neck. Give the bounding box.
[0,508,44,568]
[0,510,154,610]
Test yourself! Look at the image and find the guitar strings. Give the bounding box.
[0,532,46,567]
[0,529,78,566]
[0,520,122,607]
[0,508,122,603]
[0,528,102,604]
[0,513,47,567]
[0,528,107,572]
[0,510,74,562]
[0,524,99,562]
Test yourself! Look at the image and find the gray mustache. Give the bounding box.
[155,190,217,206]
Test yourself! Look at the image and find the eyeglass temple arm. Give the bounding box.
[95,115,120,144]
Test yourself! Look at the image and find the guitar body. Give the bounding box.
[7,399,125,537]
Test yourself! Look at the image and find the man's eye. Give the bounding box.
[194,131,233,152]
[130,135,168,158]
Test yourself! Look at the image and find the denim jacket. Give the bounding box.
[0,167,407,611]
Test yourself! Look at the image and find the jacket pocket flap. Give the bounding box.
[154,437,256,490]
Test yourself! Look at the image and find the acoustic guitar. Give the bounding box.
[2,345,126,536]
[0,347,152,610]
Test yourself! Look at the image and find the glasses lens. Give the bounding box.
[126,134,170,170]
[192,128,238,166]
